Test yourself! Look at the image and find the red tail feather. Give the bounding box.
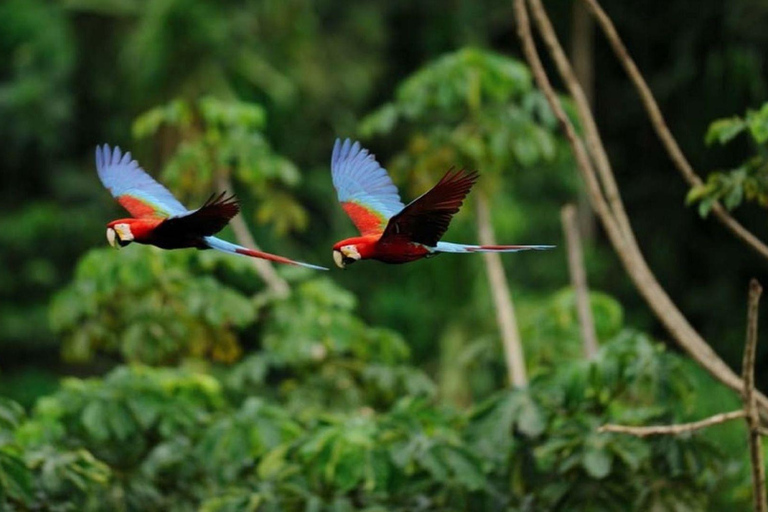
[235,247,303,266]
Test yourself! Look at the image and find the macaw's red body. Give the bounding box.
[332,235,432,264]
[96,144,327,270]
[329,139,553,268]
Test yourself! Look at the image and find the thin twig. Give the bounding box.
[743,279,766,512]
[561,204,599,358]
[580,0,768,262]
[598,410,746,437]
[513,0,768,420]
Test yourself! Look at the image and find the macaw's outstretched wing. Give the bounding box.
[331,138,405,236]
[96,144,188,218]
[380,168,479,247]
[154,192,240,239]
[204,237,328,271]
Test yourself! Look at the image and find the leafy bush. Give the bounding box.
[50,246,258,364]
[0,329,740,511]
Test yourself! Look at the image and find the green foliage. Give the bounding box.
[49,243,436,419]
[0,332,737,511]
[519,288,625,371]
[360,48,565,183]
[219,277,435,417]
[0,397,33,506]
[0,0,74,163]
[133,96,307,234]
[0,396,109,510]
[2,2,766,510]
[470,332,725,511]
[0,202,103,351]
[688,100,768,216]
[50,246,256,364]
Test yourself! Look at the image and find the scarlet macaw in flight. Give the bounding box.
[330,139,553,268]
[96,144,327,270]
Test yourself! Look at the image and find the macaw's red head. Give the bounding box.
[106,220,135,249]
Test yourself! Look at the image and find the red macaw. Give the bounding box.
[96,144,327,270]
[330,139,553,268]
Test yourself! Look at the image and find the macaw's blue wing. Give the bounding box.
[96,144,188,219]
[331,138,405,236]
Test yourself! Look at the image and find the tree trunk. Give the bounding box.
[476,192,527,387]
[561,204,599,358]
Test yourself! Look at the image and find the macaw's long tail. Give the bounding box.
[204,237,328,271]
[435,241,555,254]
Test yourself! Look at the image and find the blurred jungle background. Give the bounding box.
[2,0,768,509]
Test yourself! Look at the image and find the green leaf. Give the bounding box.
[420,446,449,482]
[582,446,613,479]
[257,444,289,479]
[106,402,136,442]
[516,397,545,437]
[439,446,486,491]
[81,401,110,442]
[746,102,768,144]
[698,197,716,218]
[0,451,34,504]
[611,437,650,471]
[705,116,746,146]
[685,184,712,205]
[723,182,744,210]
[359,103,399,137]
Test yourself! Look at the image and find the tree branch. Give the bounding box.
[598,410,746,437]
[526,0,631,243]
[513,0,768,420]
[477,192,527,387]
[744,279,766,512]
[580,0,768,262]
[216,174,290,298]
[561,204,599,358]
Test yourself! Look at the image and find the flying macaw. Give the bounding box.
[96,144,327,270]
[330,138,553,268]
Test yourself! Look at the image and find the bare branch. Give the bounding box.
[743,279,766,512]
[526,0,632,244]
[580,0,768,262]
[216,174,290,298]
[597,410,746,438]
[513,0,768,420]
[477,192,527,387]
[561,204,599,358]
